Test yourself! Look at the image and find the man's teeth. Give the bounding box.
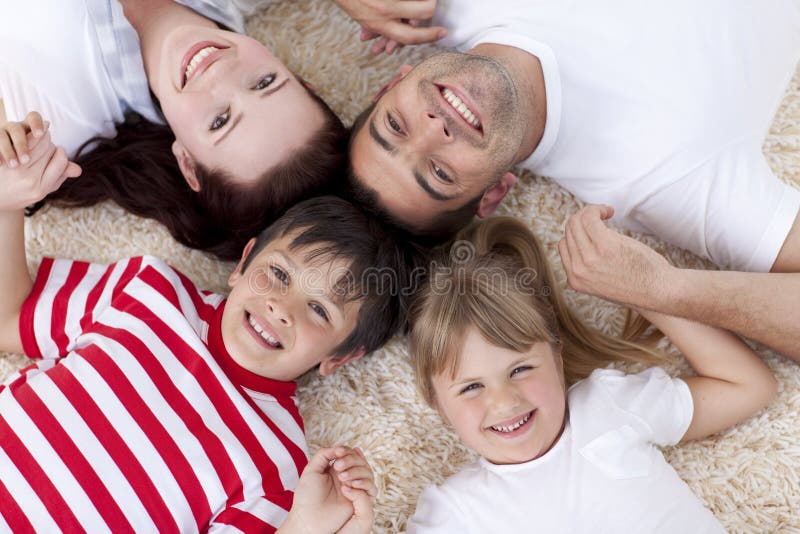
[441,87,481,129]
[248,314,281,347]
[185,46,219,80]
[491,412,531,433]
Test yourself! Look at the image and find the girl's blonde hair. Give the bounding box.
[409,217,664,406]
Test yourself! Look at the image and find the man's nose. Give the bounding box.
[416,112,454,149]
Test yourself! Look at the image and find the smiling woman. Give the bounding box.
[4,0,347,259]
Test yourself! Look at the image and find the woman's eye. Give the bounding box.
[210,109,230,131]
[388,114,403,133]
[253,73,276,90]
[511,366,533,377]
[310,303,329,322]
[432,163,452,183]
[270,265,289,284]
[459,383,482,395]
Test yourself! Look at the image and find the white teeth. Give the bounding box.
[441,87,482,129]
[247,314,281,347]
[184,46,219,80]
[491,412,531,433]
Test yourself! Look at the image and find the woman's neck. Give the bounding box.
[120,0,218,88]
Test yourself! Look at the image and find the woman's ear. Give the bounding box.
[171,140,200,192]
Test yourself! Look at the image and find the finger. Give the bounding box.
[360,27,380,41]
[378,20,447,45]
[65,161,82,179]
[24,111,45,139]
[337,465,373,483]
[0,129,16,166]
[27,131,55,165]
[579,205,614,245]
[565,212,593,261]
[341,486,375,520]
[41,147,71,195]
[371,36,389,55]
[0,98,6,124]
[382,0,437,21]
[598,204,615,220]
[6,122,31,165]
[385,39,402,55]
[305,447,341,475]
[557,237,571,271]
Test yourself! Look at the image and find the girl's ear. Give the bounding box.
[171,140,200,192]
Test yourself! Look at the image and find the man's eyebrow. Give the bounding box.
[414,170,455,202]
[369,115,394,152]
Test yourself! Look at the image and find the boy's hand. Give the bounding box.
[0,110,48,168]
[0,117,81,212]
[280,446,376,534]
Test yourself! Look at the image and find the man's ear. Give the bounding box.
[228,238,257,287]
[477,172,516,217]
[171,140,200,192]
[372,64,414,103]
[318,348,366,376]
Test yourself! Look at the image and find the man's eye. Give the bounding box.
[310,303,329,322]
[270,265,289,284]
[210,109,230,131]
[432,163,452,183]
[253,73,276,90]
[387,114,403,133]
[459,383,482,395]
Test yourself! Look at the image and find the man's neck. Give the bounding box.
[469,43,546,164]
[119,0,218,91]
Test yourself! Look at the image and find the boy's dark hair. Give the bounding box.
[344,103,479,246]
[28,86,348,261]
[242,195,418,358]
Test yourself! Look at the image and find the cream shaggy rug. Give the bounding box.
[2,1,799,532]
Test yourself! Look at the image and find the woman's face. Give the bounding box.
[153,26,327,187]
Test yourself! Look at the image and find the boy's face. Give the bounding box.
[222,231,365,382]
[432,327,567,465]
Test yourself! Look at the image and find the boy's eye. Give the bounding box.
[432,162,452,184]
[310,302,329,322]
[511,366,533,377]
[253,73,277,90]
[270,265,289,284]
[459,382,482,395]
[387,113,403,134]
[210,108,231,131]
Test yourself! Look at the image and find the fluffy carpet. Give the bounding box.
[2,1,799,531]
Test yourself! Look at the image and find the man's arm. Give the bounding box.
[558,205,800,361]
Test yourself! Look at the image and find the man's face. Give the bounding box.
[222,232,364,382]
[349,53,526,229]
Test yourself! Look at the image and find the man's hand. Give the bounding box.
[333,0,446,54]
[558,205,673,309]
[279,446,376,534]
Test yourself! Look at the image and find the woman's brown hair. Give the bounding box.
[27,88,347,261]
[409,217,665,406]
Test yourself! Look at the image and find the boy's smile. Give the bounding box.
[432,328,567,465]
[221,231,365,382]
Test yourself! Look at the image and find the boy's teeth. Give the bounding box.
[185,46,219,79]
[248,314,281,347]
[491,412,531,433]
[441,87,481,129]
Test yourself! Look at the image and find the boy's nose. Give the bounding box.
[266,300,292,326]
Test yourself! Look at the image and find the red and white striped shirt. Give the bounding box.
[0,256,309,533]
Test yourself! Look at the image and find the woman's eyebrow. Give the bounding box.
[214,78,292,146]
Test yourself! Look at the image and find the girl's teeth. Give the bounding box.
[491,412,532,433]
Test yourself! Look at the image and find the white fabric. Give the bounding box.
[432,0,800,271]
[406,367,725,534]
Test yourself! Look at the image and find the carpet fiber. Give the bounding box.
[2,1,799,531]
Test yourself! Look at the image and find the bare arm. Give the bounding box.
[558,205,800,361]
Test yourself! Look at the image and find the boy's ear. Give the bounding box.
[477,172,516,218]
[372,65,414,103]
[318,348,366,376]
[172,140,200,192]
[228,238,258,287]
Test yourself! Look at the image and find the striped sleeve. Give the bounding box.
[19,257,146,360]
[208,492,294,533]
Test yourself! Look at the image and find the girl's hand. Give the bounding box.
[0,120,81,212]
[0,110,48,168]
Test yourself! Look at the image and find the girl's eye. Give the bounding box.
[387,114,403,133]
[459,383,482,395]
[210,109,230,131]
[270,265,289,284]
[253,73,276,90]
[310,303,329,322]
[511,366,533,377]
[432,163,452,183]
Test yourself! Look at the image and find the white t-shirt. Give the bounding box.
[432,0,800,271]
[406,367,725,534]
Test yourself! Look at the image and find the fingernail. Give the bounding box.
[34,129,44,138]
[20,154,30,164]
[9,159,18,168]
[438,29,448,39]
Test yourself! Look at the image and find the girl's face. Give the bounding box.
[152,26,326,187]
[432,327,567,465]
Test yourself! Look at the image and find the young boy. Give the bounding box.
[0,114,403,531]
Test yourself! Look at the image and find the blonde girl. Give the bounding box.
[406,216,776,533]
